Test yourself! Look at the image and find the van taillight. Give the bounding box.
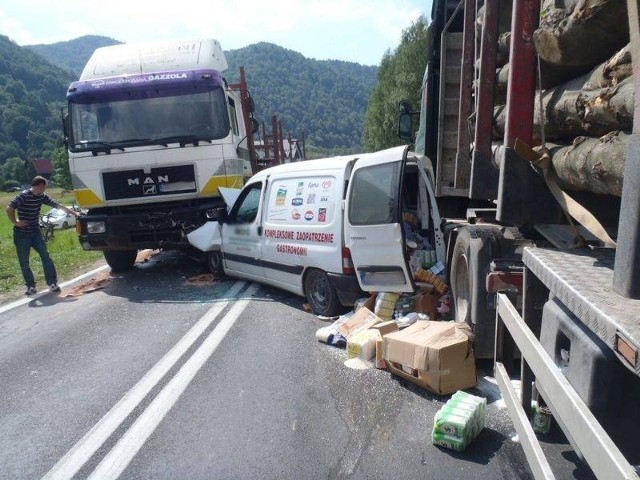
[342,247,355,274]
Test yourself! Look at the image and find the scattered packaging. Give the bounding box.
[374,292,400,320]
[375,337,386,369]
[369,320,399,336]
[396,312,428,329]
[338,307,381,338]
[432,391,487,451]
[383,320,476,395]
[413,291,441,320]
[347,329,381,360]
[414,268,449,295]
[394,295,415,317]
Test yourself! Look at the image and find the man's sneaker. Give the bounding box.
[49,284,61,293]
[25,286,37,295]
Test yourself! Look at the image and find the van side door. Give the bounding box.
[344,146,415,292]
[220,181,265,281]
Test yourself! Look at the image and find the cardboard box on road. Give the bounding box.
[383,320,476,395]
[338,307,381,338]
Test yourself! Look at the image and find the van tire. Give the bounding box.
[304,269,341,317]
[450,225,502,359]
[104,249,138,273]
[207,250,224,275]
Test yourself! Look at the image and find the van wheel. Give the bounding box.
[304,269,340,317]
[450,226,502,359]
[104,249,138,273]
[206,250,224,275]
[62,221,69,229]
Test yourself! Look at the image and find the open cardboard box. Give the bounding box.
[383,320,476,395]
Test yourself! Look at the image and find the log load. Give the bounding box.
[493,74,634,140]
[547,131,627,196]
[534,0,629,68]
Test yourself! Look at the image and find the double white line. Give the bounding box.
[42,280,257,480]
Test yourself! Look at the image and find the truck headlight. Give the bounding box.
[87,221,106,234]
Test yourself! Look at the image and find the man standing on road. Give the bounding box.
[5,176,79,295]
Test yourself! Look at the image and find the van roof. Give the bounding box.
[253,145,409,179]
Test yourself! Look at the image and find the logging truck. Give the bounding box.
[399,0,640,477]
[63,39,258,272]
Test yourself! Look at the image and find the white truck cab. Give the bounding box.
[188,145,445,315]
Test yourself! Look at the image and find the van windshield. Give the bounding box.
[69,89,230,152]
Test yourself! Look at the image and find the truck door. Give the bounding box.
[220,181,265,281]
[344,145,415,293]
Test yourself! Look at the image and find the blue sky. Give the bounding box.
[0,0,431,66]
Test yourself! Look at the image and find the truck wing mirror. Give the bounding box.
[398,112,413,141]
[251,117,259,134]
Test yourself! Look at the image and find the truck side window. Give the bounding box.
[228,97,239,136]
[229,182,262,223]
[348,162,401,225]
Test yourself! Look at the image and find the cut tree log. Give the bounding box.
[493,72,634,140]
[534,0,629,69]
[546,131,627,196]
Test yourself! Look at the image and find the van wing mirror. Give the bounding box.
[216,207,228,223]
[250,117,259,134]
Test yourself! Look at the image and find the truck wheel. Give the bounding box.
[450,225,502,359]
[62,221,69,229]
[304,269,341,317]
[104,250,138,273]
[206,250,224,275]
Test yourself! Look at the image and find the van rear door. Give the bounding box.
[344,145,414,293]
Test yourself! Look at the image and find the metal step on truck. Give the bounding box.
[399,0,640,477]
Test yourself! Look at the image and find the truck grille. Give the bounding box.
[103,165,196,201]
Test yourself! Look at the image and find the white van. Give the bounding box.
[187,145,446,316]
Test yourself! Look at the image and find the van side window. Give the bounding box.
[229,182,262,223]
[348,162,401,225]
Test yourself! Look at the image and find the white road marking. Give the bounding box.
[41,281,247,480]
[87,283,259,479]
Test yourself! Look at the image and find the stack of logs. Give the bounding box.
[482,0,632,196]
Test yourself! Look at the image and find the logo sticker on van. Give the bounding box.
[320,195,329,202]
[291,197,303,206]
[304,210,314,221]
[318,208,327,222]
[291,209,301,220]
[276,188,287,206]
[306,194,316,204]
[322,180,332,190]
[296,181,304,195]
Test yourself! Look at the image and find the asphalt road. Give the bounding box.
[0,251,594,479]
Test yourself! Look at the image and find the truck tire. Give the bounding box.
[206,250,224,276]
[304,268,341,317]
[104,250,138,273]
[450,225,503,359]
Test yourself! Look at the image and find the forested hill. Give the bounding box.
[28,35,123,75]
[225,42,378,149]
[0,35,74,173]
[28,37,378,150]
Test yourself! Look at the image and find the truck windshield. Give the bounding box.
[69,88,230,151]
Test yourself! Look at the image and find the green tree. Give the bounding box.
[0,157,29,185]
[363,15,429,152]
[52,146,72,190]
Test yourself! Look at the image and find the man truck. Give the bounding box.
[63,39,258,272]
[400,0,640,477]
